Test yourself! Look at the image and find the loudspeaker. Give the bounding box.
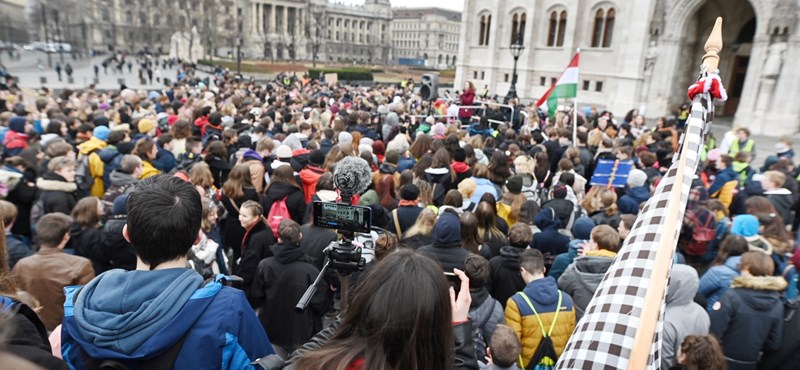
[420,73,439,101]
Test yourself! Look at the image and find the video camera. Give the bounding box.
[312,201,371,274]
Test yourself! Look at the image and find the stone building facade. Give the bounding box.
[455,0,800,136]
[1,0,28,44]
[391,7,461,69]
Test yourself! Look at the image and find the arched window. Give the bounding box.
[478,14,492,46]
[591,9,604,47]
[510,12,526,44]
[557,11,567,46]
[479,15,487,46]
[602,9,615,47]
[592,7,616,48]
[485,15,492,45]
[547,10,566,47]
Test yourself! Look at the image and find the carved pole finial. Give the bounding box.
[702,17,724,72]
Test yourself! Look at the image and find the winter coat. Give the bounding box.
[299,224,338,270]
[425,167,457,206]
[69,224,102,259]
[468,287,504,362]
[709,166,739,196]
[542,198,574,229]
[6,166,37,238]
[765,188,794,225]
[36,172,78,216]
[531,208,570,266]
[699,256,742,310]
[206,155,233,189]
[262,182,307,226]
[139,160,160,179]
[299,166,325,204]
[6,233,32,270]
[709,275,787,370]
[153,146,176,173]
[101,170,138,215]
[97,145,122,190]
[97,216,137,273]
[489,246,527,308]
[506,277,576,369]
[661,265,710,370]
[388,205,423,237]
[589,209,621,229]
[557,250,616,320]
[236,220,276,303]
[418,209,470,272]
[221,187,261,257]
[548,217,595,281]
[618,186,649,214]
[251,243,329,349]
[0,296,70,370]
[459,90,476,118]
[400,234,434,250]
[78,137,108,197]
[471,177,498,204]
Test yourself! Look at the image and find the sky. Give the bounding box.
[336,0,464,12]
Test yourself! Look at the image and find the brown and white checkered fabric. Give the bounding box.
[556,87,713,370]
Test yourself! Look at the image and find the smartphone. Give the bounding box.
[312,201,372,233]
[444,272,460,294]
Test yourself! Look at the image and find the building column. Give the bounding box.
[251,3,257,33]
[256,3,262,34]
[270,5,277,34]
[283,6,289,35]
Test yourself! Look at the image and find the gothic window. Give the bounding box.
[592,7,616,48]
[510,11,526,44]
[478,13,491,46]
[547,10,566,47]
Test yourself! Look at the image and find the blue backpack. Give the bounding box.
[783,265,799,302]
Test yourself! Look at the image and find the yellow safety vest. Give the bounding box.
[729,139,754,157]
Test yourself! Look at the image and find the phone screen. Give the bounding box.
[444,272,460,294]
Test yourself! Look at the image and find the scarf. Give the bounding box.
[399,200,419,207]
[452,161,470,174]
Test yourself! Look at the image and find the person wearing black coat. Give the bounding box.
[709,256,787,370]
[4,160,37,239]
[250,223,330,357]
[0,295,71,370]
[418,208,470,272]
[237,212,276,305]
[261,168,307,225]
[69,222,101,259]
[35,164,78,217]
[489,245,527,309]
[388,184,423,238]
[541,184,575,229]
[530,208,570,269]
[95,195,136,273]
[221,186,260,261]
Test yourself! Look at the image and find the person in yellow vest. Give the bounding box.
[728,128,755,161]
[77,126,109,197]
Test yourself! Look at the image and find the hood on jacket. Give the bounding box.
[73,268,203,355]
[37,173,77,192]
[98,146,121,163]
[378,163,397,175]
[432,210,461,247]
[498,245,524,269]
[534,208,561,230]
[666,264,700,306]
[109,170,139,187]
[425,167,451,184]
[271,243,308,265]
[625,186,650,201]
[730,275,787,311]
[78,136,108,155]
[574,255,614,275]
[299,166,324,185]
[265,182,300,201]
[572,217,595,240]
[522,276,561,306]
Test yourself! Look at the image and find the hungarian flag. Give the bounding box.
[537,53,579,118]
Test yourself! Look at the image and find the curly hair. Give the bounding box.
[679,335,726,370]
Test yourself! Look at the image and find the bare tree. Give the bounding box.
[304,1,325,66]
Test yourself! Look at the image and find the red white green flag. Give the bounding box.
[537,52,579,118]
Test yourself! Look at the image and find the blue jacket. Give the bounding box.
[708,167,737,196]
[618,186,649,214]
[62,269,274,370]
[98,146,123,190]
[470,177,498,204]
[548,217,594,281]
[397,155,416,173]
[698,256,741,311]
[153,146,176,173]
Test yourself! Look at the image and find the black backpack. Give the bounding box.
[516,291,562,370]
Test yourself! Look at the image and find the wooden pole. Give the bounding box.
[626,17,723,370]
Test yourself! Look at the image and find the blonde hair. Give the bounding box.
[404,208,437,238]
[513,155,535,174]
[458,178,477,199]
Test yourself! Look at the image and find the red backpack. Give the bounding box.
[267,196,291,237]
[684,209,717,256]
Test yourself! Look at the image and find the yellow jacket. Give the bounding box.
[505,278,576,368]
[78,137,107,197]
[140,161,161,179]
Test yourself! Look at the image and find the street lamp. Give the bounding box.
[506,33,524,102]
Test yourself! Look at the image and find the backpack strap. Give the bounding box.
[392,209,403,238]
[80,331,189,370]
[516,291,562,337]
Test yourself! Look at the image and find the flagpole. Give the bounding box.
[626,17,724,370]
[573,48,580,145]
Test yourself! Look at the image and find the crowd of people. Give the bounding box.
[0,60,798,370]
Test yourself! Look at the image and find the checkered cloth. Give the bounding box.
[555,75,718,370]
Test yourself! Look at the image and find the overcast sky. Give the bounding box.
[337,0,464,12]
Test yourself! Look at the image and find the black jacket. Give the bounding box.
[400,234,434,250]
[221,187,261,260]
[418,243,471,273]
[542,198,574,229]
[2,296,70,370]
[758,299,800,370]
[69,223,101,259]
[96,216,137,273]
[7,167,37,238]
[388,205,423,237]
[299,224,337,270]
[251,243,329,349]
[262,182,307,225]
[237,221,276,304]
[489,246,527,307]
[36,172,78,216]
[206,155,233,189]
[709,275,786,370]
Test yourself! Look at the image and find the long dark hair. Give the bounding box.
[460,212,483,254]
[487,151,511,185]
[293,249,455,370]
[431,148,456,182]
[265,165,301,193]
[711,235,749,266]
